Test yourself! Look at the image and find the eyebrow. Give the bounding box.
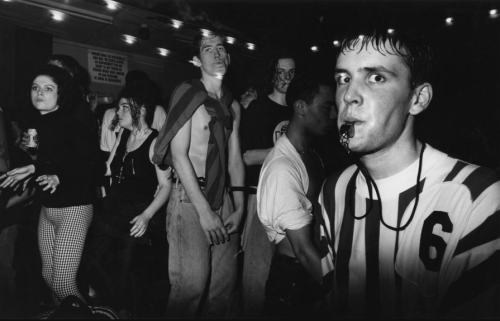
[334,66,398,77]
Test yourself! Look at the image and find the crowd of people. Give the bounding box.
[0,27,499,320]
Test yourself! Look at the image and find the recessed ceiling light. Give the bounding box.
[50,10,64,21]
[172,19,183,29]
[247,43,255,50]
[158,48,169,56]
[201,29,212,37]
[105,1,118,10]
[122,34,137,44]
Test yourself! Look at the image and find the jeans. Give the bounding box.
[263,253,316,319]
[165,183,238,318]
[240,194,276,318]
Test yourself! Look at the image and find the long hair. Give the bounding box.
[113,79,160,131]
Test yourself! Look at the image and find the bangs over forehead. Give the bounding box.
[338,29,433,88]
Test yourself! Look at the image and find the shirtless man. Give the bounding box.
[256,74,336,318]
[152,31,244,318]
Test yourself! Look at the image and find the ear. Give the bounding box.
[409,83,433,116]
[294,100,306,116]
[227,53,231,65]
[139,106,147,116]
[192,56,202,67]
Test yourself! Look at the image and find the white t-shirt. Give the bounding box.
[257,135,313,244]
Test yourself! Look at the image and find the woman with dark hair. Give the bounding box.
[0,64,101,306]
[85,79,172,317]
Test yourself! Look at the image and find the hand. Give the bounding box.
[88,92,99,113]
[223,210,243,235]
[130,214,150,238]
[20,132,31,151]
[199,210,229,245]
[36,175,60,194]
[0,165,35,190]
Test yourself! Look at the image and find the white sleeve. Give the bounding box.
[258,157,312,243]
[100,108,118,152]
[152,105,167,131]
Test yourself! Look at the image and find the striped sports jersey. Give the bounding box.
[319,144,500,318]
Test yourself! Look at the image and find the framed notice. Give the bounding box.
[88,49,128,85]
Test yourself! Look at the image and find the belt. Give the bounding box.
[172,176,206,188]
[228,186,257,194]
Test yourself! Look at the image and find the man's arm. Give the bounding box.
[287,226,323,285]
[170,114,229,245]
[243,148,273,166]
[224,99,245,235]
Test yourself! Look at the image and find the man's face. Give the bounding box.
[334,40,414,154]
[304,85,336,136]
[195,36,229,79]
[273,58,296,94]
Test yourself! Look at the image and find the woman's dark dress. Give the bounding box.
[86,129,168,315]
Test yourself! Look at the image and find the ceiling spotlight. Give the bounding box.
[122,34,137,44]
[201,29,212,37]
[105,0,118,10]
[311,46,318,52]
[247,43,255,50]
[172,19,183,29]
[490,9,498,18]
[388,28,395,34]
[226,37,235,44]
[333,40,340,47]
[158,48,169,57]
[139,24,150,40]
[50,10,64,21]
[446,17,453,25]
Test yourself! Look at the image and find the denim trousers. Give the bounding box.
[263,253,316,319]
[241,194,276,318]
[165,183,238,318]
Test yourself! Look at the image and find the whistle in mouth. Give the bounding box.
[340,122,354,153]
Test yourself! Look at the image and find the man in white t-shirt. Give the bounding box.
[257,74,336,318]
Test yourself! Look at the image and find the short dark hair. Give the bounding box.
[191,31,227,58]
[118,79,160,130]
[338,29,433,89]
[125,69,149,86]
[30,64,76,112]
[286,73,334,108]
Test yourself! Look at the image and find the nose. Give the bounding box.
[343,80,362,107]
[214,50,220,59]
[283,71,292,80]
[116,107,122,116]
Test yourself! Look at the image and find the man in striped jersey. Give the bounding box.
[319,29,500,318]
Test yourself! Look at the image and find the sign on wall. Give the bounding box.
[88,49,128,85]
